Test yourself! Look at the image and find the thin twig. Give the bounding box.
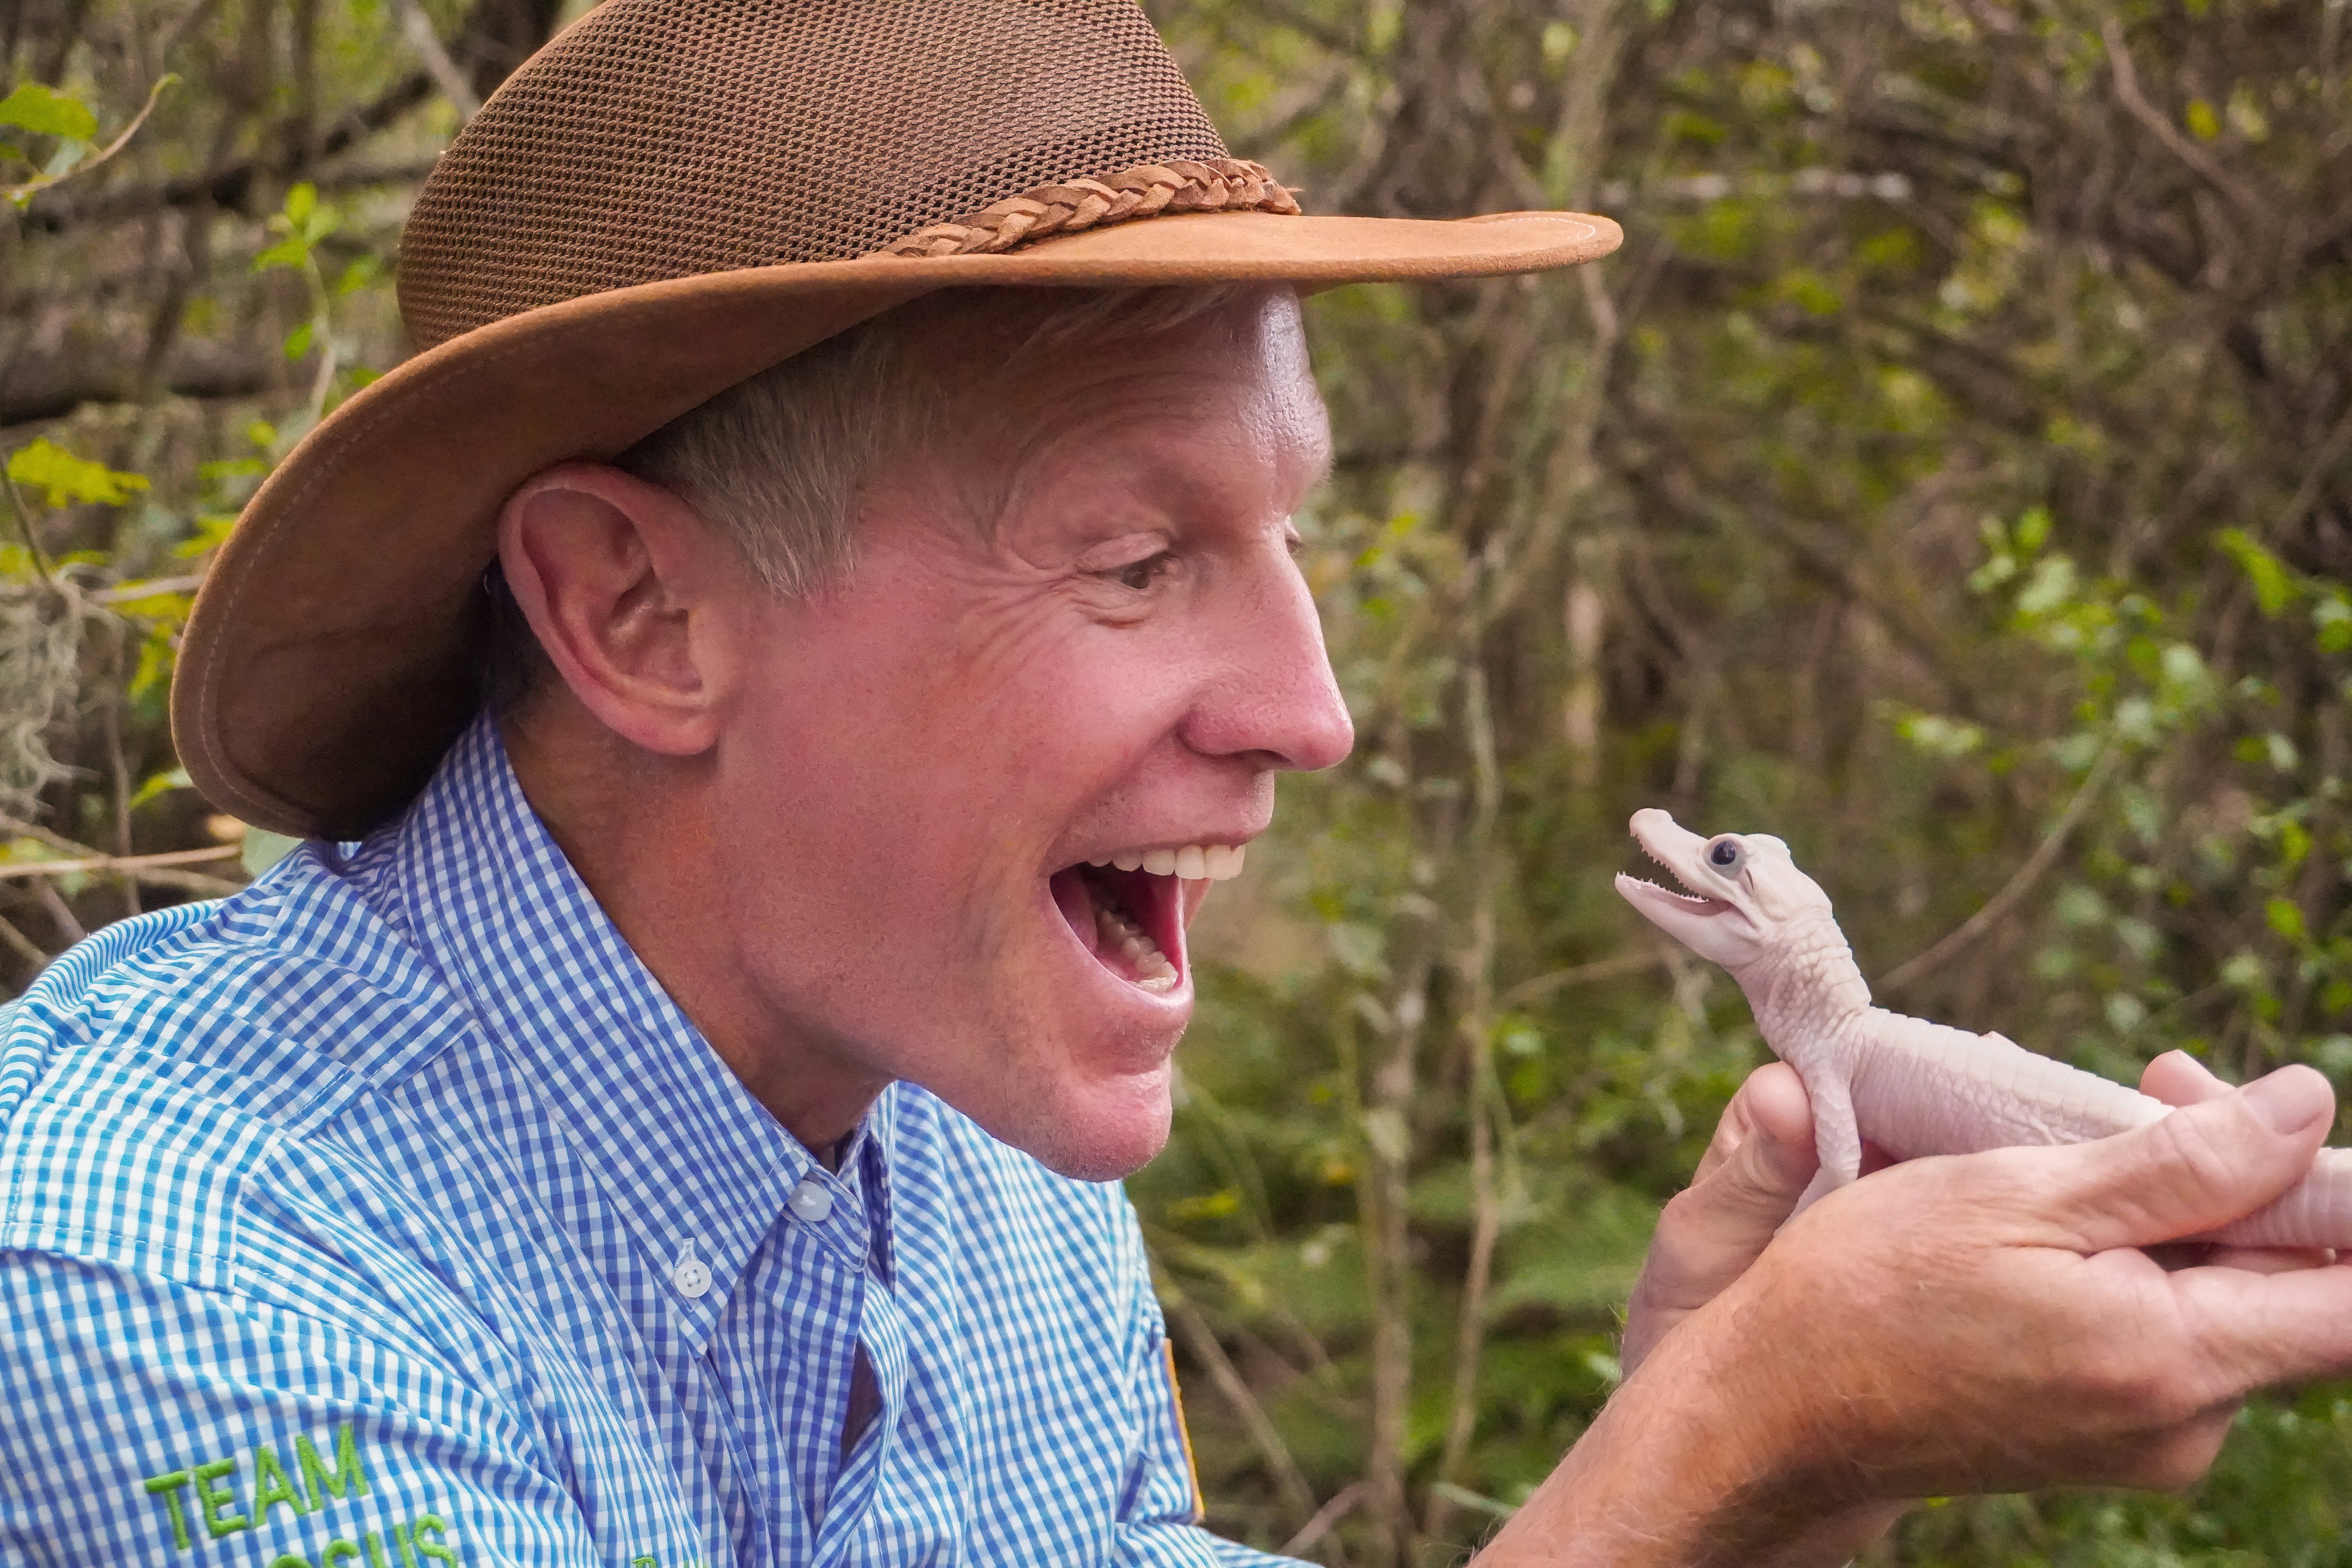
[3,471,58,588]
[100,626,138,920]
[118,867,245,898]
[2100,20,2264,229]
[2267,395,2352,544]
[392,0,481,120]
[33,880,84,944]
[0,844,240,880]
[1498,950,1666,1010]
[0,811,91,858]
[1426,666,1506,1542]
[1876,740,2122,996]
[95,573,205,603]
[0,909,51,972]
[1161,1293,1325,1545]
[0,818,234,895]
[3,73,180,207]
[1281,1481,1370,1560]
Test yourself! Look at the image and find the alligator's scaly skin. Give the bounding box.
[1614,808,2352,1246]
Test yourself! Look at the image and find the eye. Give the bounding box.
[1110,552,1174,591]
[1706,836,1744,875]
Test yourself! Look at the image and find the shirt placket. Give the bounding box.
[781,1161,898,1563]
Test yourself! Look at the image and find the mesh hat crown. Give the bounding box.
[175,0,1620,838]
[400,0,1295,345]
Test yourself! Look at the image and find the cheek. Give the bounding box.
[916,618,1194,813]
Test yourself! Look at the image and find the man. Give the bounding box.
[8,2,2352,1565]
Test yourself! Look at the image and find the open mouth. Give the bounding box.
[1047,845,1244,996]
[1624,844,1726,913]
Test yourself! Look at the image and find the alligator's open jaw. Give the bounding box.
[1622,842,1728,914]
[1049,862,1183,993]
[1615,809,1737,932]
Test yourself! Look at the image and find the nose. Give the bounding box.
[1183,551,1354,772]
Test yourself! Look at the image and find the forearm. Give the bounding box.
[1475,1310,1813,1567]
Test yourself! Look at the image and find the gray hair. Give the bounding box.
[482,283,1270,710]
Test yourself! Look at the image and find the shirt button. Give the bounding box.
[672,1242,711,1299]
[788,1178,833,1224]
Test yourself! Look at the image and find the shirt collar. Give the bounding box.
[393,712,893,1349]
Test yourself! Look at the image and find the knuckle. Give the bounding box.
[2138,1419,2232,1491]
[2077,1351,2205,1430]
[2146,1109,2241,1192]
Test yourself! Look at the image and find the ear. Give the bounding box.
[495,462,746,755]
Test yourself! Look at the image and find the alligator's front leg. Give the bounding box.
[1791,1065,1861,1218]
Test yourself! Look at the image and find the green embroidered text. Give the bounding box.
[142,1424,371,1552]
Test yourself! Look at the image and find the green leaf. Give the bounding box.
[2267,898,2307,942]
[127,767,192,811]
[0,82,97,142]
[2013,505,2052,554]
[127,624,175,699]
[2185,99,2221,141]
[283,319,314,360]
[5,437,150,506]
[334,255,381,296]
[2313,594,2352,653]
[2218,528,2296,616]
[252,234,310,273]
[284,180,315,227]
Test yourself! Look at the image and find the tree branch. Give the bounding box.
[2100,18,2266,231]
[1876,740,2122,998]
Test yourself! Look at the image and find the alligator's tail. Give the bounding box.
[2198,1145,2352,1248]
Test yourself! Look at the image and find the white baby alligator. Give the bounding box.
[1614,807,2352,1246]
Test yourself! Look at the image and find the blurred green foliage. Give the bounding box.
[6,0,2352,1564]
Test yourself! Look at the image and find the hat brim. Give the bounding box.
[174,208,1622,837]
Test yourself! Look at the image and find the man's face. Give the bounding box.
[708,289,1351,1179]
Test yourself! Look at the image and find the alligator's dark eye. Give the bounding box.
[1706,837,1744,873]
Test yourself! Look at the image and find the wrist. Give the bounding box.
[1478,1297,1832,1566]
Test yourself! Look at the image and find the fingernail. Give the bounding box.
[2243,1067,2331,1134]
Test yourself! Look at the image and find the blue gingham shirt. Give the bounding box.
[0,715,1284,1568]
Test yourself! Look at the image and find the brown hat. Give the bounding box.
[174,0,1621,838]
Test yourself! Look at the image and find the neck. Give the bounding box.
[499,695,889,1154]
[1735,910,1873,1052]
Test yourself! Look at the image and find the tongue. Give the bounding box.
[1050,867,1100,956]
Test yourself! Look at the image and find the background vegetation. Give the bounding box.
[5,0,2350,1563]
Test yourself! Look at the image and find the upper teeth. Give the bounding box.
[1087,843,1246,880]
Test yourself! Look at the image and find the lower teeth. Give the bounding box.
[1095,903,1177,991]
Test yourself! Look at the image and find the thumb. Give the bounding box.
[1646,1067,1818,1304]
[2035,1065,2334,1253]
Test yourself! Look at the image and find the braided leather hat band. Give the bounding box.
[871,159,1303,260]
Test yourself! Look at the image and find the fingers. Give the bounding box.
[2134,1053,2333,1272]
[2032,1065,2334,1253]
[2140,1049,2230,1108]
[2170,1258,2352,1395]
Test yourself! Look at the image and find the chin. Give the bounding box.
[981,1058,1179,1183]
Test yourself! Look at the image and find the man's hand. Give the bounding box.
[1621,1062,1817,1376]
[1486,1060,2352,1565]
[1618,1061,1900,1563]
